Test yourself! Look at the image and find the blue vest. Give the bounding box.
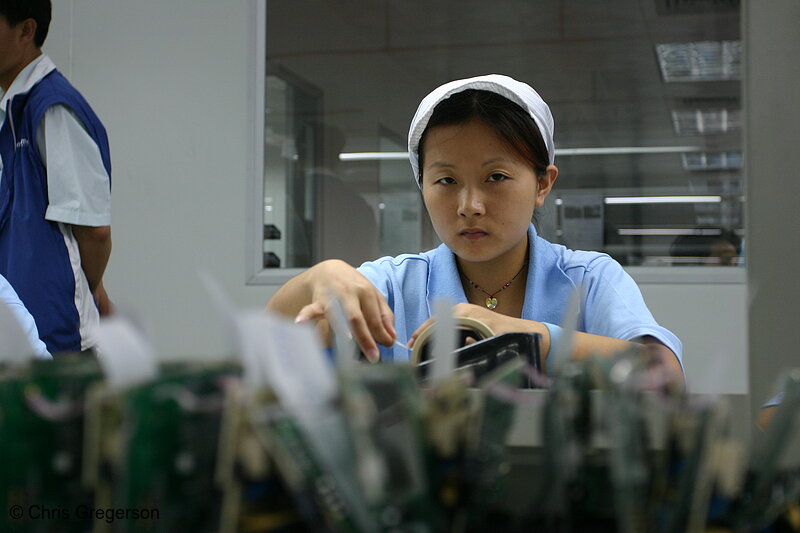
[0,70,111,353]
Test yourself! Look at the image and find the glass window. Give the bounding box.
[252,0,742,279]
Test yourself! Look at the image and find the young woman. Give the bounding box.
[267,74,684,384]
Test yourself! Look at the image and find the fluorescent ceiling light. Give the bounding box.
[617,228,722,236]
[671,109,741,135]
[339,152,407,161]
[604,195,722,205]
[656,40,741,82]
[339,145,702,161]
[555,146,700,156]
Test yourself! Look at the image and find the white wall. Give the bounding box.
[46,0,275,358]
[41,1,750,396]
[639,281,748,395]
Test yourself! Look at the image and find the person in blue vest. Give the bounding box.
[0,0,113,355]
[267,74,684,385]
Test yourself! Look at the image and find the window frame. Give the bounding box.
[247,0,304,285]
[246,0,745,287]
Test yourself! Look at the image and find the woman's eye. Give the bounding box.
[436,177,456,185]
[488,173,509,182]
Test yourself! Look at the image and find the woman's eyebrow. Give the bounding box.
[428,157,514,169]
[427,161,456,169]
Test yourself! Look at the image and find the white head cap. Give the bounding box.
[407,74,555,188]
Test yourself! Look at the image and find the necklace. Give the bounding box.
[461,260,528,310]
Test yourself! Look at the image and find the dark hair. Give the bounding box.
[0,0,51,47]
[417,89,550,186]
[670,228,742,265]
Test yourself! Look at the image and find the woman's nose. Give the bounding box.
[457,188,486,217]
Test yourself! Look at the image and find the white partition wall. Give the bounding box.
[638,281,748,395]
[45,0,275,358]
[744,0,800,422]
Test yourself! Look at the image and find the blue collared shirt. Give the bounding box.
[358,224,683,370]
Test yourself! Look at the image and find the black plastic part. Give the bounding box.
[416,332,543,388]
[263,252,281,268]
[263,224,282,240]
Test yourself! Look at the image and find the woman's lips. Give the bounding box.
[460,229,488,240]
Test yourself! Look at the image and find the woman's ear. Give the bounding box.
[535,165,558,206]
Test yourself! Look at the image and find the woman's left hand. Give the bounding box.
[406,303,545,349]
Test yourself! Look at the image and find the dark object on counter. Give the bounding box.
[416,332,542,387]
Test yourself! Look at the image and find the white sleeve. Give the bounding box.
[36,104,111,227]
[0,276,51,359]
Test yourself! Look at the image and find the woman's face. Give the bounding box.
[420,118,557,265]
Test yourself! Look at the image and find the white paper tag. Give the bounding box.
[550,285,581,371]
[326,292,358,369]
[235,311,274,390]
[235,310,337,412]
[430,298,456,383]
[0,299,36,365]
[94,316,159,390]
[197,268,239,355]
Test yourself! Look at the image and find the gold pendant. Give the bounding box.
[486,297,498,309]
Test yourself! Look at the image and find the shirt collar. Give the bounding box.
[425,241,467,317]
[524,224,576,324]
[426,224,575,324]
[0,54,56,119]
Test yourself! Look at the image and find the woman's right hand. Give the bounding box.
[267,259,396,362]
